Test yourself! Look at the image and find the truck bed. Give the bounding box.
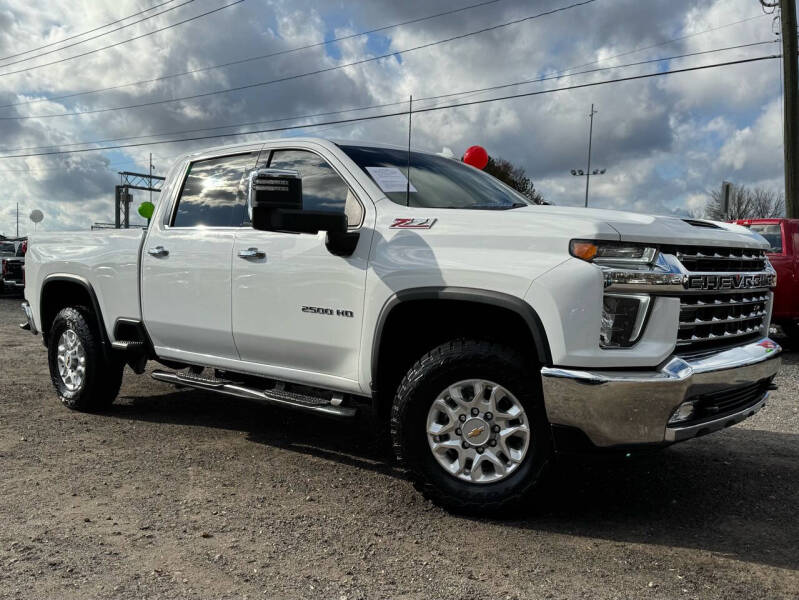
[25,229,145,341]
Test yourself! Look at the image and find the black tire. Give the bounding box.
[781,320,799,341]
[391,339,552,514]
[47,306,124,411]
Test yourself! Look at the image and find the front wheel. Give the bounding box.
[391,339,552,514]
[47,306,124,411]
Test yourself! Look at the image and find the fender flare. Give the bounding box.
[40,274,111,355]
[371,286,553,387]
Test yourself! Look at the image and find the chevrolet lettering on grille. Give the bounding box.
[685,273,775,291]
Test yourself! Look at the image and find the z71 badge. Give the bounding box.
[390,218,437,229]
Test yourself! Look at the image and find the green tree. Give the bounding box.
[484,156,546,204]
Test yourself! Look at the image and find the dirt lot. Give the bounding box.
[0,294,797,599]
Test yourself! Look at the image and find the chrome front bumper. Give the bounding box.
[540,338,781,448]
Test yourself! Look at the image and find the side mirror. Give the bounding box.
[248,168,347,234]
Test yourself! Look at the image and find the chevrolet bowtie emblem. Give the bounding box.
[467,426,485,439]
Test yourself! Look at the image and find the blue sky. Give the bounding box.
[0,0,786,234]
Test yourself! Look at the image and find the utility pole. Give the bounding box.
[570,104,606,206]
[763,0,799,216]
[782,0,799,217]
[584,104,597,207]
[149,153,154,207]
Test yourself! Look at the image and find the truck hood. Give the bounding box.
[524,205,768,249]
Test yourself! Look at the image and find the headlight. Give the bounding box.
[600,294,651,348]
[570,240,658,267]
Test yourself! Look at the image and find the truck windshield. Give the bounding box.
[747,224,783,253]
[339,144,531,210]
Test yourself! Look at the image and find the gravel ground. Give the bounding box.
[0,293,797,599]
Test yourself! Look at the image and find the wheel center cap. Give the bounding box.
[462,418,489,445]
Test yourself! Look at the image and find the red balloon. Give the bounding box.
[462,145,489,170]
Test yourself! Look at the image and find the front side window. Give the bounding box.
[172,152,258,227]
[339,144,532,210]
[747,224,783,254]
[268,149,362,227]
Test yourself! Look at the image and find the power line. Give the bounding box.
[0,0,600,120]
[0,0,245,78]
[0,0,196,69]
[0,39,776,153]
[0,0,179,62]
[0,54,779,160]
[558,12,771,75]
[0,0,509,110]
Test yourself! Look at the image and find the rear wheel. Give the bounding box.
[47,306,124,411]
[391,339,552,514]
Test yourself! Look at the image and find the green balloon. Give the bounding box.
[138,201,155,220]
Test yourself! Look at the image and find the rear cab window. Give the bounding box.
[171,152,259,228]
[746,224,783,254]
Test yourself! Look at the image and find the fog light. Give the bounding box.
[600,294,651,348]
[668,402,696,425]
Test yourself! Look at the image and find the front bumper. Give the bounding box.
[540,338,781,448]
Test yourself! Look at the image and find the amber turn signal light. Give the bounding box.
[569,241,598,261]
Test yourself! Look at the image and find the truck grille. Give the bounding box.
[663,245,767,272]
[677,291,770,349]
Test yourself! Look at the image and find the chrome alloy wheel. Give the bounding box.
[57,329,86,392]
[426,379,531,484]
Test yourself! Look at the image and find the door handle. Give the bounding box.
[238,247,266,259]
[147,246,169,257]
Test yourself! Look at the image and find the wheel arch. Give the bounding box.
[370,287,552,408]
[40,274,110,355]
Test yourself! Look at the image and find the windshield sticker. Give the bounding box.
[390,218,437,229]
[366,167,417,193]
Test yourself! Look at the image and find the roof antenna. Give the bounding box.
[406,94,412,208]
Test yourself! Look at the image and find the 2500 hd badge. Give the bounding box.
[302,306,354,318]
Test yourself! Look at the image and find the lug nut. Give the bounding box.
[455,428,462,436]
[476,447,485,454]
[461,441,469,449]
[484,412,493,420]
[492,425,500,433]
[471,408,479,416]
[459,414,467,422]
[489,439,497,447]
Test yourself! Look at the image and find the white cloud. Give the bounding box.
[0,0,787,235]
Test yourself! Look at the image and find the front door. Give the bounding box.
[231,147,371,384]
[141,149,261,360]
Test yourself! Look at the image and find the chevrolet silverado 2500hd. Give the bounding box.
[22,138,781,512]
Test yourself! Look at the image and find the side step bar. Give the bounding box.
[150,369,357,419]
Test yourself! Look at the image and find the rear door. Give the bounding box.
[141,147,261,360]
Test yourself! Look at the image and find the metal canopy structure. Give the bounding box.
[114,171,166,229]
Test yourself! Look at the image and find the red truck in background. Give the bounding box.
[734,219,799,340]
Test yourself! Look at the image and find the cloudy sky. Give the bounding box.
[0,0,785,235]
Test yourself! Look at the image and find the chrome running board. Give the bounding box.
[150,369,357,419]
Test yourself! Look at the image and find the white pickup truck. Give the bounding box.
[22,138,781,512]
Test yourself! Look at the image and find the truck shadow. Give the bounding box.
[114,387,799,571]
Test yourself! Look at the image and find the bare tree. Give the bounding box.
[699,184,785,220]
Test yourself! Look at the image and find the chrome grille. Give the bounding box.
[677,291,770,348]
[663,245,767,272]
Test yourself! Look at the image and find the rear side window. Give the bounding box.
[172,152,258,227]
[748,224,783,253]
